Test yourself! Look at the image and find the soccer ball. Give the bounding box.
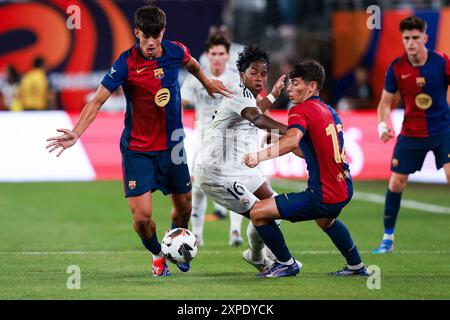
[161,228,198,264]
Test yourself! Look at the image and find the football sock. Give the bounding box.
[229,211,243,235]
[142,232,162,257]
[278,258,294,266]
[383,189,402,237]
[171,222,188,230]
[255,221,292,263]
[247,222,265,261]
[213,202,227,216]
[191,184,207,239]
[324,219,362,267]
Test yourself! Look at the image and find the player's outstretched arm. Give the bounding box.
[243,128,303,168]
[46,84,112,157]
[241,107,287,135]
[257,74,286,113]
[377,89,396,143]
[184,56,233,98]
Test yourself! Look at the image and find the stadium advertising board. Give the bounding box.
[0,110,446,183]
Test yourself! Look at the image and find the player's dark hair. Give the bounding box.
[236,45,270,73]
[33,56,44,68]
[399,16,427,33]
[289,60,325,91]
[134,5,166,38]
[205,32,231,53]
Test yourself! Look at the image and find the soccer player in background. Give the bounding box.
[243,60,370,277]
[181,32,245,247]
[46,5,231,277]
[373,16,450,254]
[197,45,288,271]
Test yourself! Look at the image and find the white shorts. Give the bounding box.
[196,165,266,214]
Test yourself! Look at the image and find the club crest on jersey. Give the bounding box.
[155,88,171,107]
[128,181,136,190]
[416,77,426,88]
[154,68,165,79]
[415,93,432,110]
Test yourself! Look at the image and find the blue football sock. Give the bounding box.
[384,189,402,234]
[171,222,188,230]
[255,221,292,263]
[324,219,362,267]
[141,232,161,255]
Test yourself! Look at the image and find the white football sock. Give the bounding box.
[278,257,294,266]
[191,184,207,240]
[383,233,394,241]
[152,251,164,259]
[213,201,227,216]
[229,211,243,235]
[246,221,265,261]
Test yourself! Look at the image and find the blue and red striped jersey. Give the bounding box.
[101,40,191,152]
[288,96,353,204]
[384,50,450,138]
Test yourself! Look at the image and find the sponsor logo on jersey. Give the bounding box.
[155,88,171,107]
[415,93,432,110]
[154,68,165,79]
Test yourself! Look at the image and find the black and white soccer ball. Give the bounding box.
[161,228,198,264]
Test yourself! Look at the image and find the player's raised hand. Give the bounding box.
[46,128,79,157]
[205,79,234,98]
[270,74,286,98]
[242,153,259,168]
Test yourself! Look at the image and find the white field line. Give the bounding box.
[0,250,449,256]
[271,180,450,215]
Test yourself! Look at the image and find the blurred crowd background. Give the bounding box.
[1,0,450,113]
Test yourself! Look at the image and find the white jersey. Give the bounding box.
[181,68,239,140]
[200,82,260,172]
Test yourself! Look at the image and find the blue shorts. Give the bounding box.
[391,131,450,174]
[275,189,351,222]
[121,146,191,197]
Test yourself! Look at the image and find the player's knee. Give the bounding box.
[249,203,264,226]
[389,175,408,192]
[129,203,152,219]
[133,215,154,233]
[178,199,192,217]
[444,164,450,183]
[315,218,335,230]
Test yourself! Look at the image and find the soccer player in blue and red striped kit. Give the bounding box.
[243,60,369,277]
[46,5,231,276]
[373,16,450,254]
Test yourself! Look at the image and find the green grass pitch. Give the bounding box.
[0,180,449,300]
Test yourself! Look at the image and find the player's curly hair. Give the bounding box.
[236,45,270,73]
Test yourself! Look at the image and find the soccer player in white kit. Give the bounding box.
[196,45,288,270]
[181,33,244,247]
